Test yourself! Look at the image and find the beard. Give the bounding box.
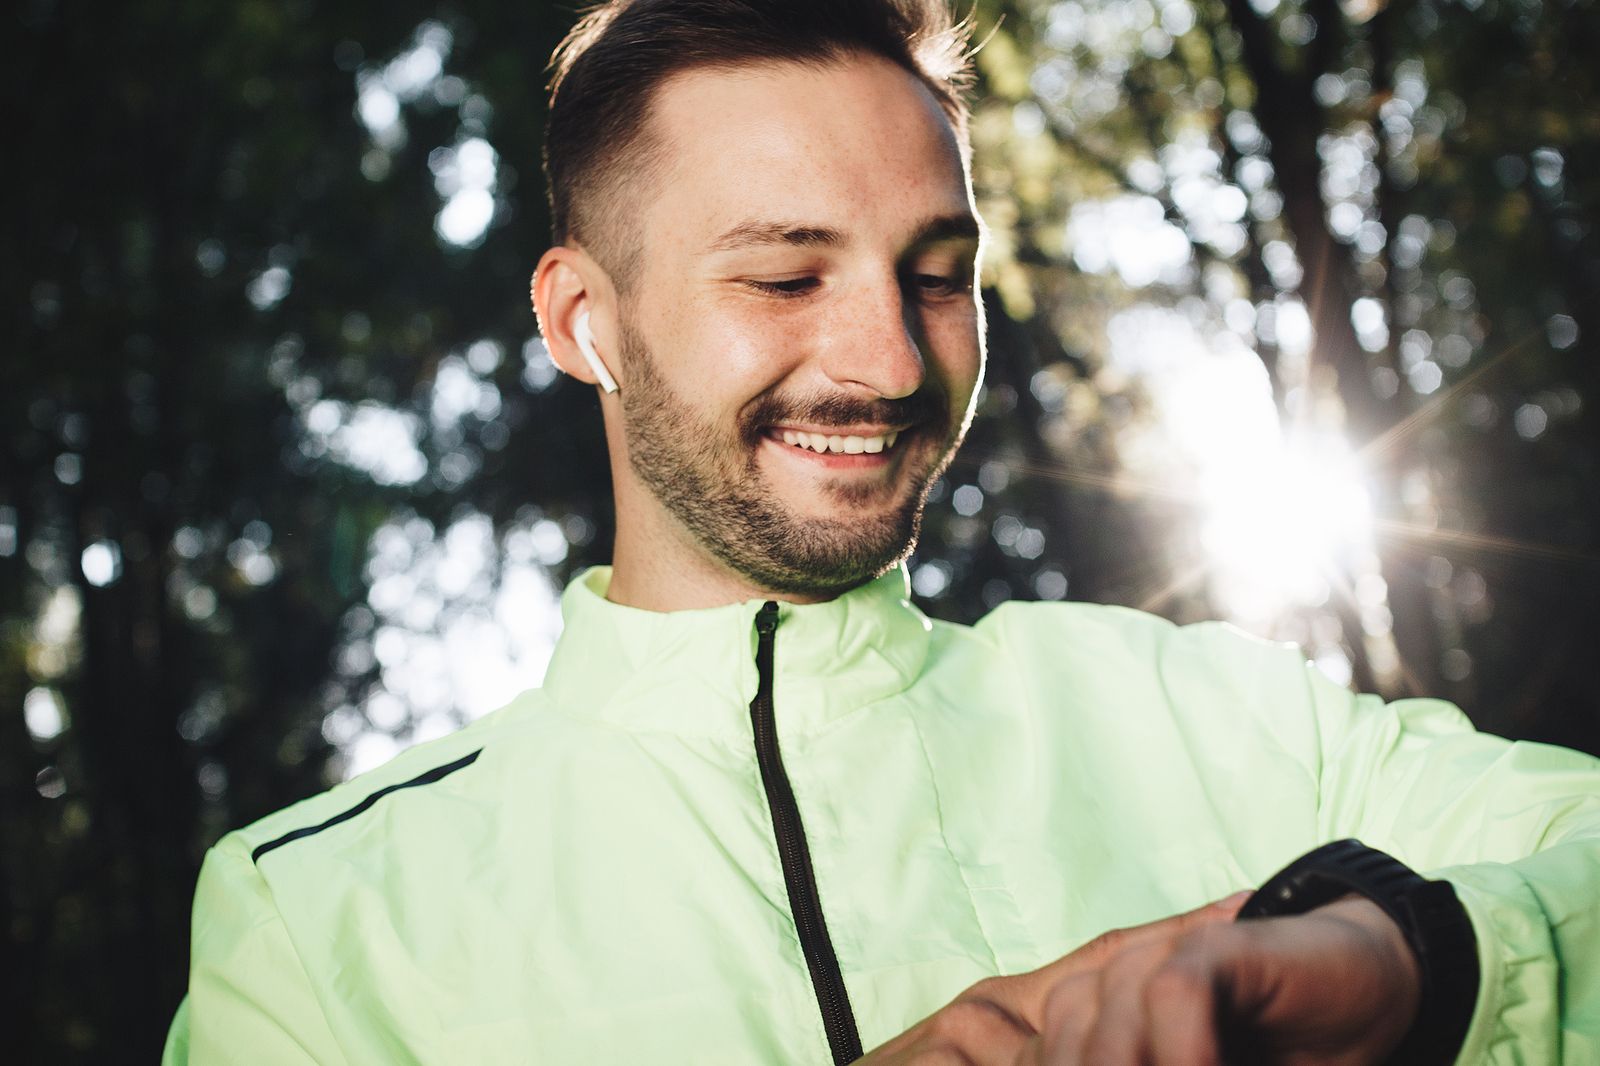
[616,315,965,598]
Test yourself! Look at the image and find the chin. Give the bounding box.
[715,488,930,599]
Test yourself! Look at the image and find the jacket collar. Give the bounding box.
[541,564,932,741]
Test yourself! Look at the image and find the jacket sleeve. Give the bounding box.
[1301,663,1600,1064]
[164,839,348,1065]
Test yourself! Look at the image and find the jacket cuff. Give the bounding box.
[1429,863,1561,1064]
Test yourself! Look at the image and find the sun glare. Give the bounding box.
[1198,435,1377,622]
[1107,305,1380,631]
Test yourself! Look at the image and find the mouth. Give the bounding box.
[772,427,903,456]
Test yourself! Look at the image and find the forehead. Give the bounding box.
[636,54,972,260]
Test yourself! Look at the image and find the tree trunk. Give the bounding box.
[1220,0,1443,696]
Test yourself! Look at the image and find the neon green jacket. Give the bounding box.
[165,566,1600,1064]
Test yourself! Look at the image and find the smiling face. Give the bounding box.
[602,53,985,605]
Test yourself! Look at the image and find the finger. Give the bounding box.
[1024,891,1252,999]
[1144,943,1223,1066]
[1212,889,1253,920]
[1079,941,1179,1066]
[929,995,1037,1066]
[1037,971,1098,1066]
[863,993,1032,1066]
[1167,920,1343,1062]
[1010,1035,1049,1066]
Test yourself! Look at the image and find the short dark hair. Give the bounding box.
[544,0,974,284]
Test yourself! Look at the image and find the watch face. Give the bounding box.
[1237,839,1371,919]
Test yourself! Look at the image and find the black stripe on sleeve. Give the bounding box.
[251,748,484,864]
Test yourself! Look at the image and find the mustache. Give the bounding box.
[744,389,948,438]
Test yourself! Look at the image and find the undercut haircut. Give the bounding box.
[544,0,975,288]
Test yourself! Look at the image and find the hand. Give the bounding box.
[1018,895,1421,1066]
[854,893,1247,1064]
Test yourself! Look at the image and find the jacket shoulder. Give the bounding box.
[958,599,1321,718]
[968,598,1289,662]
[222,688,546,867]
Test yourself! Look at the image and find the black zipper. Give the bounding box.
[750,601,863,1065]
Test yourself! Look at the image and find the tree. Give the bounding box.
[933,0,1600,743]
[3,4,587,1059]
[4,0,1595,1061]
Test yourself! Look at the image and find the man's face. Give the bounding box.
[610,54,984,598]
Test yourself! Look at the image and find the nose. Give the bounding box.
[819,277,927,400]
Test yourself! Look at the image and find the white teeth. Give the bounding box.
[778,429,901,454]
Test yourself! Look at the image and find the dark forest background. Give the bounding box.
[4,0,1597,1061]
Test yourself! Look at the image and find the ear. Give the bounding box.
[531,245,621,392]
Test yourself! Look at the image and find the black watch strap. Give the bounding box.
[1237,839,1480,1065]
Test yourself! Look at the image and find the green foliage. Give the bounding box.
[931,0,1599,730]
[3,3,592,1059]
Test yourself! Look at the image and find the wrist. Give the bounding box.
[1318,894,1422,1051]
[1238,839,1479,1066]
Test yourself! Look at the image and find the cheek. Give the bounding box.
[626,295,747,396]
[684,302,816,398]
[923,311,984,393]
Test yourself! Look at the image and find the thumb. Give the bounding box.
[1063,891,1253,971]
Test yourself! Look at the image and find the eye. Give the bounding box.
[745,277,820,298]
[907,271,972,299]
[902,245,976,301]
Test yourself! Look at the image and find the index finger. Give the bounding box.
[1003,891,1253,1022]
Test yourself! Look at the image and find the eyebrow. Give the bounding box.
[911,213,984,247]
[705,212,982,254]
[708,220,845,252]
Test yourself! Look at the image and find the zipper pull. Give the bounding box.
[755,600,780,637]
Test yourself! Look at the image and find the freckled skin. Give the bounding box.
[598,54,987,610]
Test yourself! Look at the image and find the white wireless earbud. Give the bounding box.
[573,311,619,394]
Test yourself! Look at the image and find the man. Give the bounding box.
[166,1,1600,1063]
